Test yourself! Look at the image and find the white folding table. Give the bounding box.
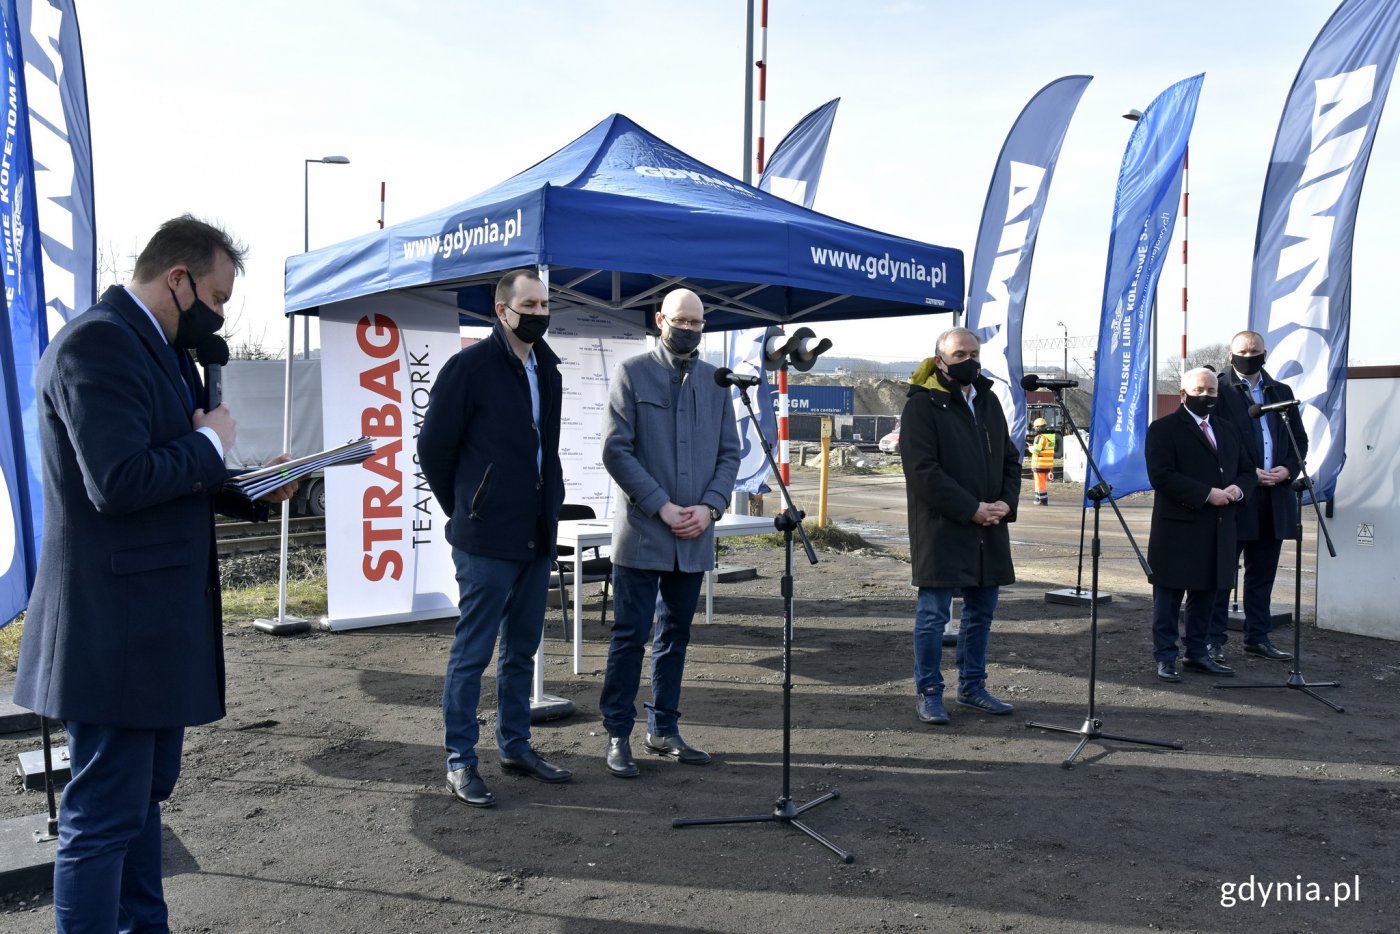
[555,513,775,673]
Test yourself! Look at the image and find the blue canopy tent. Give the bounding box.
[284,113,964,328]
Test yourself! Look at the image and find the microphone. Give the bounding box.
[1020,374,1079,392]
[194,334,230,408]
[1249,399,1299,417]
[714,367,761,389]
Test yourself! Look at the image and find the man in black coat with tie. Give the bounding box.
[1145,367,1256,682]
[14,216,296,932]
[1208,330,1307,662]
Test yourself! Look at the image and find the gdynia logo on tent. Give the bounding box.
[633,165,760,200]
[402,209,525,261]
[807,246,947,291]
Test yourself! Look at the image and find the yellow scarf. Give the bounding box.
[909,357,941,390]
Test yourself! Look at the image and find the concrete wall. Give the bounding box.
[1315,368,1400,641]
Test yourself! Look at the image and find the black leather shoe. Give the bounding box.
[499,748,572,783]
[446,766,494,808]
[1183,655,1236,676]
[1244,640,1293,661]
[606,737,640,778]
[1156,661,1181,683]
[1206,643,1226,664]
[644,733,711,765]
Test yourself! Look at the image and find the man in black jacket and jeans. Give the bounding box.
[1208,329,1307,663]
[418,268,570,808]
[900,327,1021,725]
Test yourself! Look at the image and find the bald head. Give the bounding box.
[661,289,703,319]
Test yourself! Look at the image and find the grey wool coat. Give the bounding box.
[602,343,741,573]
[900,375,1021,589]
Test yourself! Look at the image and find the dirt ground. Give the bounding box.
[3,487,1398,933]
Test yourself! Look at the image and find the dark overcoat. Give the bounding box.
[417,323,566,562]
[1145,406,1257,591]
[900,374,1020,589]
[15,287,263,729]
[1215,367,1307,541]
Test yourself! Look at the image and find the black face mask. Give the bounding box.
[662,326,702,356]
[507,308,550,344]
[942,358,981,386]
[1231,353,1265,377]
[169,273,224,349]
[1182,394,1217,417]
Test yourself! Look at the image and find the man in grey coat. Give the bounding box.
[598,288,741,777]
[900,327,1021,726]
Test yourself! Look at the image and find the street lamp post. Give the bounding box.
[302,156,351,360]
[258,155,349,636]
[1056,319,1069,380]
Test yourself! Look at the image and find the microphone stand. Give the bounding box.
[673,375,852,863]
[1215,406,1342,711]
[1025,389,1183,768]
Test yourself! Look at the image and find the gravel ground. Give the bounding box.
[3,517,1397,933]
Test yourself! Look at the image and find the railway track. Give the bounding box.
[216,516,325,555]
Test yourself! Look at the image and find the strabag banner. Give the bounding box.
[1248,0,1400,502]
[318,297,461,630]
[964,75,1092,453]
[1087,73,1203,501]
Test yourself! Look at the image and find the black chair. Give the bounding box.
[553,504,612,636]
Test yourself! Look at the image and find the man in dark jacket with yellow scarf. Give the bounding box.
[900,327,1022,725]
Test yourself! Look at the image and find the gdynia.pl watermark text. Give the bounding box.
[1220,874,1360,908]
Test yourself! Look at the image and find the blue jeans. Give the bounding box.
[56,721,184,934]
[912,585,999,696]
[443,549,551,771]
[599,565,704,737]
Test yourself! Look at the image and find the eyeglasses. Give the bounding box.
[661,314,705,332]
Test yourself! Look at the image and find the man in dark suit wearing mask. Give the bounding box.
[1208,329,1307,663]
[1145,367,1256,682]
[14,216,297,932]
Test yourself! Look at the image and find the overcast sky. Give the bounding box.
[74,0,1397,368]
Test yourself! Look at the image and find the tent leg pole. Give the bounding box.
[255,314,310,635]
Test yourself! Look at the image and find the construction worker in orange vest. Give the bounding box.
[1030,417,1056,505]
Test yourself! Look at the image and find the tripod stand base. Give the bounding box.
[1026,717,1183,769]
[0,813,57,896]
[1044,588,1112,606]
[528,694,577,723]
[674,791,853,863]
[1215,674,1344,713]
[1226,609,1291,631]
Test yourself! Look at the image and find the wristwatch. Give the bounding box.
[708,505,722,522]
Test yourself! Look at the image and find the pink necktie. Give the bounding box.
[1201,419,1217,450]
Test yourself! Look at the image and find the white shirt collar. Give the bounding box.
[123,286,171,346]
